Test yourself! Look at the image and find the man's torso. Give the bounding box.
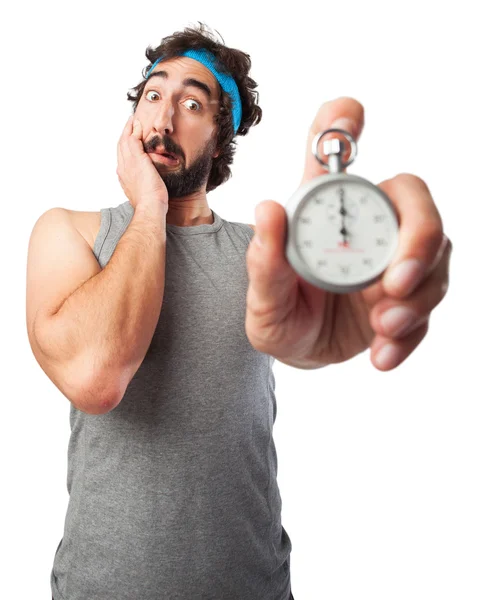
[51,203,290,600]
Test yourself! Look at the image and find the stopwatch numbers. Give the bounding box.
[292,180,398,288]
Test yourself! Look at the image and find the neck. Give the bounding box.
[165,196,213,226]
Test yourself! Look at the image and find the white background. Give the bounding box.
[1,1,477,599]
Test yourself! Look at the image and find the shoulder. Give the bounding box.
[248,224,255,232]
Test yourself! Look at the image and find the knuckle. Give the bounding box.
[407,317,430,340]
[394,172,433,197]
[245,296,270,323]
[409,219,443,254]
[425,225,445,249]
[393,172,421,185]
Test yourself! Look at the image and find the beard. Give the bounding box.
[145,134,217,199]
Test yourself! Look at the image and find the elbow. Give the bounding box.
[74,372,123,415]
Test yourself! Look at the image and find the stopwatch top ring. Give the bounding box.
[312,128,358,170]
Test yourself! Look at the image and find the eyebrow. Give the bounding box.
[147,70,213,100]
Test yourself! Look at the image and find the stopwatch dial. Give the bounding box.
[294,180,398,287]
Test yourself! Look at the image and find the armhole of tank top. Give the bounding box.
[230,222,255,247]
[93,208,112,264]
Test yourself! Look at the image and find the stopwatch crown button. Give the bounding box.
[323,138,343,156]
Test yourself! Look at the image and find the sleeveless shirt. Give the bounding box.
[50,199,293,600]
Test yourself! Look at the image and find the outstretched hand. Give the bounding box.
[245,97,452,371]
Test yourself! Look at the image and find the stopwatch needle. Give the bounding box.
[339,190,350,247]
[339,226,350,247]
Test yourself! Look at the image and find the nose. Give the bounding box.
[152,98,175,136]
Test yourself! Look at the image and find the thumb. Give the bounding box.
[247,200,298,312]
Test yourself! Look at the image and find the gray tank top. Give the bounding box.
[50,200,293,600]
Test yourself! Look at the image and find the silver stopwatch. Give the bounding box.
[285,128,399,294]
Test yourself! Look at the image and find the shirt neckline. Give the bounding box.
[123,200,224,235]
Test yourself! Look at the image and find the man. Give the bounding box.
[26,23,451,600]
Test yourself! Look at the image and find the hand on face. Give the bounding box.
[116,115,169,211]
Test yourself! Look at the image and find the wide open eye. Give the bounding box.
[183,98,202,112]
[145,90,202,112]
[145,90,160,101]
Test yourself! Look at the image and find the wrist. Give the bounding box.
[135,199,168,220]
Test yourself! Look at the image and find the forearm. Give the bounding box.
[35,203,168,408]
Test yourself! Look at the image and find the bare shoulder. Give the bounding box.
[66,209,102,252]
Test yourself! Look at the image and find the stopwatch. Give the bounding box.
[285,128,399,294]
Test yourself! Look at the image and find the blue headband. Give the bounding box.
[145,48,242,135]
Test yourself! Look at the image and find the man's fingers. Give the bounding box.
[371,320,430,371]
[117,114,146,176]
[300,97,365,186]
[120,114,135,150]
[117,114,135,172]
[371,241,451,340]
[127,119,146,158]
[379,173,446,298]
[123,114,135,135]
[246,200,298,321]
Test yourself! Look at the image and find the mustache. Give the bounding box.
[144,135,182,159]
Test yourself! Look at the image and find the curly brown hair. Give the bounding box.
[126,22,263,193]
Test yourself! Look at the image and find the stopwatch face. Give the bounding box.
[285,173,399,293]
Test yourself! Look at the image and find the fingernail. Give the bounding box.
[254,205,265,247]
[380,306,416,337]
[375,343,402,370]
[330,117,356,133]
[384,258,425,295]
[255,203,265,223]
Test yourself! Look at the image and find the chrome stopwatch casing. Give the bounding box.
[284,129,400,294]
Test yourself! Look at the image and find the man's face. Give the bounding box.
[134,56,221,198]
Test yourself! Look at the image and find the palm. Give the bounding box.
[251,272,385,366]
[303,275,386,365]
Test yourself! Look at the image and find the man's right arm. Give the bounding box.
[27,202,167,415]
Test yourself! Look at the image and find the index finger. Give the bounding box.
[117,114,136,169]
[122,114,135,137]
[300,97,365,186]
[380,173,445,298]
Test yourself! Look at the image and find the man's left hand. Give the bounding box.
[245,97,452,371]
